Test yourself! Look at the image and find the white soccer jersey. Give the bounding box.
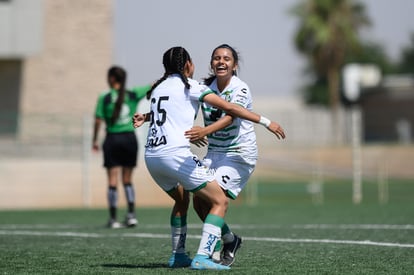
[145,75,212,157]
[201,76,258,161]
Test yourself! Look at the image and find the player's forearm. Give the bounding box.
[92,118,101,143]
[204,115,233,136]
[224,103,261,124]
[204,93,283,137]
[227,104,285,138]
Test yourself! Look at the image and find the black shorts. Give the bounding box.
[103,132,138,168]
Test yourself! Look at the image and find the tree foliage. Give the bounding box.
[292,0,371,108]
[396,33,414,74]
[344,42,394,74]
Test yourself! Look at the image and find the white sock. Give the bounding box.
[171,225,187,254]
[196,223,221,257]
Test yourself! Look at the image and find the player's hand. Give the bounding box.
[133,113,146,128]
[184,126,207,142]
[267,121,286,140]
[185,126,209,147]
[92,142,99,152]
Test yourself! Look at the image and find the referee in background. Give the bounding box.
[93,66,150,228]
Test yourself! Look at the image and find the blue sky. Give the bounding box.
[114,0,414,98]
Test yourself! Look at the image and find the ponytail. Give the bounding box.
[107,66,127,125]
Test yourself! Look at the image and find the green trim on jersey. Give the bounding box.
[201,106,216,113]
[201,76,258,157]
[95,85,150,133]
[199,89,215,102]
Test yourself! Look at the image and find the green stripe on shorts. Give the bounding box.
[190,182,207,193]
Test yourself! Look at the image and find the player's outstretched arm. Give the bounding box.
[202,93,286,140]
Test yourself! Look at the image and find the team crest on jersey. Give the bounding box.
[223,90,232,102]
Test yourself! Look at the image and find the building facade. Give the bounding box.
[0,0,113,139]
[360,76,414,143]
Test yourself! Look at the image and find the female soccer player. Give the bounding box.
[133,46,284,270]
[185,44,284,266]
[93,66,150,228]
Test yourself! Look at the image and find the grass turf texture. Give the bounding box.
[1,179,413,274]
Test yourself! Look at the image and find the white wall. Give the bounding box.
[0,0,43,57]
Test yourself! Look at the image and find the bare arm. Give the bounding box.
[185,115,233,142]
[203,93,286,139]
[92,117,103,151]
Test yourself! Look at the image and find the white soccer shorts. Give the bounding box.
[145,152,215,193]
[203,153,256,199]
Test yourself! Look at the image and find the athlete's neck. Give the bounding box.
[216,76,231,92]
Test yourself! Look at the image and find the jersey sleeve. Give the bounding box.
[131,84,151,101]
[198,86,215,102]
[187,79,213,101]
[196,84,214,102]
[230,84,251,108]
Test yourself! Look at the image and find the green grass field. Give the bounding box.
[1,179,413,274]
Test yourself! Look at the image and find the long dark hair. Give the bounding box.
[107,66,127,125]
[146,46,192,99]
[203,44,240,86]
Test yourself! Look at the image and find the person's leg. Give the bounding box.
[192,194,211,221]
[192,194,221,259]
[191,180,230,270]
[203,157,253,266]
[122,167,137,227]
[194,194,240,266]
[197,198,241,267]
[145,154,229,270]
[107,167,121,228]
[166,185,192,268]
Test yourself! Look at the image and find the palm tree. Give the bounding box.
[292,0,370,142]
[397,33,414,73]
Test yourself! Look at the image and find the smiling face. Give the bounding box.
[211,47,238,82]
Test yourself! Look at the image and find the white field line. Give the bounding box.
[0,230,102,238]
[1,230,414,249]
[1,224,414,230]
[207,224,414,230]
[241,236,414,248]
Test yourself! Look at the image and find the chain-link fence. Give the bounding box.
[1,107,413,209]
